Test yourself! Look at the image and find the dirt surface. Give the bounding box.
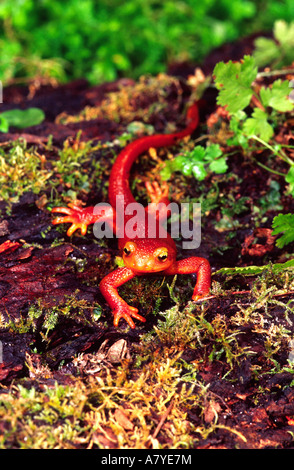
[0,35,294,449]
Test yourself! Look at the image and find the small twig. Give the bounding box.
[251,94,265,111]
[257,68,294,79]
[0,133,48,146]
[152,398,175,439]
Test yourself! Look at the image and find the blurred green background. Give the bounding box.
[0,0,294,86]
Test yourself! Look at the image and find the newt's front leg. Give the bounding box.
[164,257,211,300]
[99,267,146,328]
[51,203,114,236]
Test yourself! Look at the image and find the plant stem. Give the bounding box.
[251,135,294,166]
[255,160,285,177]
[251,93,265,111]
[257,69,294,79]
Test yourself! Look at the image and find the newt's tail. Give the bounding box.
[186,102,200,131]
[108,102,200,207]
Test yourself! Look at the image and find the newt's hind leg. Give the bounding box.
[145,181,171,222]
[145,181,169,204]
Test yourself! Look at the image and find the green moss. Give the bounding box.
[4,293,101,338]
[0,356,247,449]
[0,140,52,202]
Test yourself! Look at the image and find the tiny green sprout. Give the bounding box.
[93,306,103,321]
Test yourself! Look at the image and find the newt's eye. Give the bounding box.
[123,242,136,257]
[155,248,169,262]
[158,253,168,261]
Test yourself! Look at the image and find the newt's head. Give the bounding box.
[122,239,176,273]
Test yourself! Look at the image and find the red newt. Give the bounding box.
[52,103,211,328]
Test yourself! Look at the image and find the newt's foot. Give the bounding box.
[192,292,211,302]
[145,181,169,203]
[113,304,146,329]
[51,203,94,236]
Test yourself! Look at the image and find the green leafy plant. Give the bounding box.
[0,140,52,202]
[272,213,294,248]
[213,55,294,142]
[160,143,227,181]
[213,55,258,114]
[212,54,294,252]
[253,20,294,68]
[0,108,45,132]
[213,55,294,202]
[0,0,285,86]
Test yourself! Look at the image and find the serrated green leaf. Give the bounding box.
[272,213,294,248]
[275,259,294,271]
[253,21,294,68]
[216,83,252,115]
[214,55,257,89]
[213,55,257,114]
[253,37,280,67]
[215,265,267,276]
[213,60,236,88]
[189,146,206,161]
[272,213,294,232]
[260,79,294,112]
[204,143,223,161]
[240,55,259,84]
[243,107,274,142]
[274,20,294,46]
[215,259,294,277]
